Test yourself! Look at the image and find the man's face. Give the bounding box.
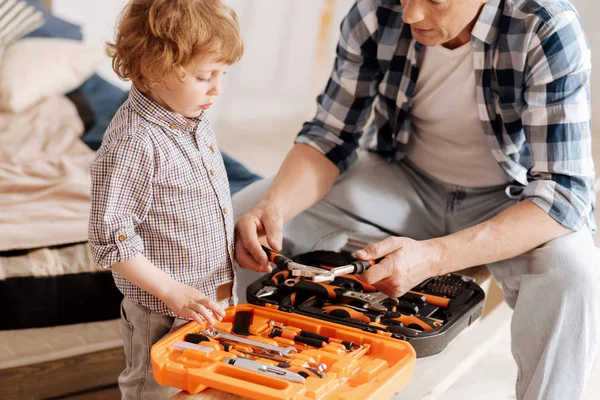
[150,55,227,119]
[400,0,487,48]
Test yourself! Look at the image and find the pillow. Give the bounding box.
[22,0,83,40]
[0,38,103,112]
[0,0,44,46]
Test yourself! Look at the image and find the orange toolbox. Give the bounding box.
[152,249,485,399]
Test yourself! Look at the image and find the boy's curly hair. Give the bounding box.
[106,0,243,91]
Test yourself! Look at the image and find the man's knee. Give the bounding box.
[537,231,600,301]
[232,177,273,221]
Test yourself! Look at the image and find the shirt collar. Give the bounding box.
[129,85,203,134]
[471,0,504,45]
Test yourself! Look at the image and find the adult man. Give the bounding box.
[233,0,599,398]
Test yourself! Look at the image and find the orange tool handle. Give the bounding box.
[408,290,450,308]
[322,305,372,323]
[386,315,432,331]
[270,270,290,285]
[271,328,326,348]
[289,279,345,299]
[262,245,293,268]
[325,271,377,293]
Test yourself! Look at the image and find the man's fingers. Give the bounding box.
[356,237,401,260]
[237,243,272,273]
[357,256,394,285]
[237,218,268,267]
[262,213,283,251]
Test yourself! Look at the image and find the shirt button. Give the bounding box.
[209,170,215,177]
[184,121,192,127]
[118,234,127,242]
[223,208,228,215]
[169,123,177,130]
[209,145,215,154]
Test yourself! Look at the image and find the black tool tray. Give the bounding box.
[247,250,485,357]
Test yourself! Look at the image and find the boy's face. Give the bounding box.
[149,55,227,119]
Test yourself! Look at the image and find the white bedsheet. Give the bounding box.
[0,95,94,251]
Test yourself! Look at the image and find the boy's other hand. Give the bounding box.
[235,202,283,273]
[162,282,225,325]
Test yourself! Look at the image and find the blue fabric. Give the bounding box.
[75,74,129,151]
[23,0,83,40]
[222,153,261,195]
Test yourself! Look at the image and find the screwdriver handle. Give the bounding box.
[298,330,354,351]
[271,328,326,348]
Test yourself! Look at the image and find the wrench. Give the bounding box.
[202,326,298,357]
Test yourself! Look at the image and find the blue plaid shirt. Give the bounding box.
[296,0,595,231]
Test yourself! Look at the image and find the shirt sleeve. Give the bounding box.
[295,0,382,173]
[88,135,154,267]
[521,8,595,231]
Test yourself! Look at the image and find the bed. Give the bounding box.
[0,2,261,398]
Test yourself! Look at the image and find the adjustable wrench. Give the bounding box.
[202,326,298,357]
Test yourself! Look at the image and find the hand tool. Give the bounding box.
[270,327,327,349]
[283,278,398,311]
[173,341,215,353]
[347,344,369,358]
[321,305,376,323]
[408,290,450,308]
[267,320,353,351]
[294,330,354,351]
[255,286,278,298]
[223,357,306,383]
[400,292,427,304]
[293,258,381,283]
[340,290,399,312]
[332,275,377,293]
[263,245,377,284]
[381,314,433,331]
[202,326,298,357]
[285,365,327,379]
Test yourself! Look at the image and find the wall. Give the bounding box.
[52,0,354,125]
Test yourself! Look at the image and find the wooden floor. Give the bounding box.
[0,347,124,400]
[54,385,120,400]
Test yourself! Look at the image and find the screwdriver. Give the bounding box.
[270,327,327,348]
[282,328,354,351]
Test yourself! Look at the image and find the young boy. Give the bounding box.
[88,0,243,398]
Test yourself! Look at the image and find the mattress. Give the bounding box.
[0,242,123,330]
[0,318,122,370]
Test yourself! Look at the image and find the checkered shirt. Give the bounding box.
[89,86,236,316]
[296,0,595,231]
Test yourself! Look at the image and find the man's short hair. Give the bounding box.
[106,0,243,91]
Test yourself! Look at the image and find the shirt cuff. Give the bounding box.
[522,179,592,232]
[90,227,145,268]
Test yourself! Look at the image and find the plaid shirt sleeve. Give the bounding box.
[88,135,154,267]
[520,9,595,231]
[295,0,382,173]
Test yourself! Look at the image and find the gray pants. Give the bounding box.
[232,151,600,400]
[118,297,188,400]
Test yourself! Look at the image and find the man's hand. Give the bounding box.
[234,201,284,273]
[161,281,225,325]
[355,236,445,297]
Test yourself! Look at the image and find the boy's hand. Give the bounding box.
[162,281,225,325]
[234,201,283,273]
